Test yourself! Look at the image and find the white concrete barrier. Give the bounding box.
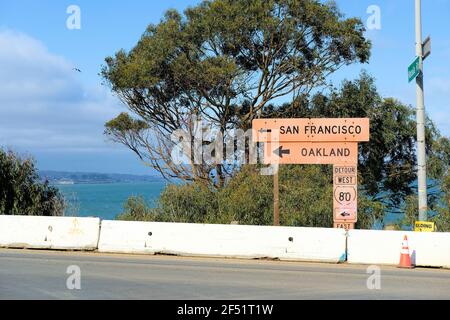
[98,221,347,262]
[0,215,100,250]
[347,230,450,268]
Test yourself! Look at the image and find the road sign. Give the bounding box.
[408,56,420,83]
[253,118,370,143]
[414,221,435,232]
[333,165,358,223]
[251,117,369,230]
[334,222,355,230]
[263,142,358,165]
[422,36,431,60]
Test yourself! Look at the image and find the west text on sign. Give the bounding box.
[253,118,370,142]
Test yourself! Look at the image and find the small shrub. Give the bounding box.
[0,149,65,216]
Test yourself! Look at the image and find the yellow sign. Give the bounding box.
[414,221,435,232]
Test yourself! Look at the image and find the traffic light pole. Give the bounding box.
[415,0,428,221]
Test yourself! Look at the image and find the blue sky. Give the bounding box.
[0,0,449,175]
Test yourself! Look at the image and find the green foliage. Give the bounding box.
[116,73,450,230]
[117,183,220,223]
[158,182,219,223]
[117,165,384,229]
[434,173,450,232]
[398,135,450,232]
[115,196,158,222]
[265,72,416,209]
[0,149,65,216]
[105,113,149,134]
[267,72,449,217]
[105,0,449,229]
[101,0,371,185]
[217,166,273,225]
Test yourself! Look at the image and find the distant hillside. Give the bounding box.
[39,170,164,185]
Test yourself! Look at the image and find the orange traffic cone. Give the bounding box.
[398,235,414,269]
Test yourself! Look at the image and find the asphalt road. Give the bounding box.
[0,249,449,300]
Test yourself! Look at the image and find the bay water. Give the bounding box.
[55,181,406,225]
[56,182,167,220]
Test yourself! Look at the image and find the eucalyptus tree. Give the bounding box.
[102,0,371,187]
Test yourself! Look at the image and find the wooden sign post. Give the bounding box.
[252,118,370,229]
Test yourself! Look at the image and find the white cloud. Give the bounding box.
[0,30,125,151]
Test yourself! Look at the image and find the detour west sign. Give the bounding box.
[333,165,358,223]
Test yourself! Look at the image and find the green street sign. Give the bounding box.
[408,56,420,83]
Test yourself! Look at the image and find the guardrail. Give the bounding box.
[1,215,449,268]
[347,229,450,269]
[97,220,347,263]
[0,215,100,250]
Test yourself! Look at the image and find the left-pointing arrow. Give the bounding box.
[340,211,351,217]
[258,128,272,134]
[273,146,290,158]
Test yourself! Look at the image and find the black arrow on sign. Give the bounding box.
[340,211,351,217]
[258,128,272,134]
[273,146,290,158]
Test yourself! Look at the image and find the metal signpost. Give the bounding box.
[253,118,370,230]
[413,0,429,222]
